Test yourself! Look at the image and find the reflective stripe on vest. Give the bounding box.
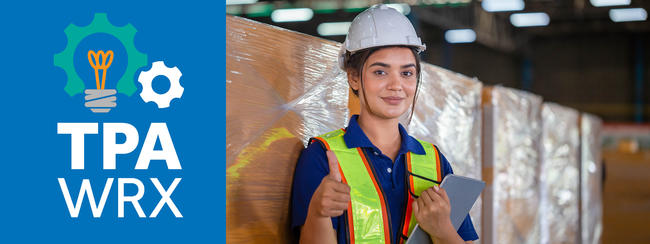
[311,129,441,244]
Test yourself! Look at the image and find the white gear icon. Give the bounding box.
[138,61,184,108]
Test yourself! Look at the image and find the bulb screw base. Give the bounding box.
[84,89,117,113]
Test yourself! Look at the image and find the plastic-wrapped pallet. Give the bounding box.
[580,113,603,244]
[226,16,349,243]
[482,86,542,244]
[404,63,483,242]
[540,103,580,244]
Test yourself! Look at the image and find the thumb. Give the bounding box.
[326,150,342,182]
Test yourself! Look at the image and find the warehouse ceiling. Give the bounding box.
[227,0,650,54]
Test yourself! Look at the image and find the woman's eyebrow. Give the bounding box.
[368,62,390,68]
[368,62,416,68]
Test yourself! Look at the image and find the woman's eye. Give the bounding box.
[402,71,413,77]
[374,70,386,75]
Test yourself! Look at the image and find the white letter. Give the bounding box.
[118,178,146,218]
[135,123,181,170]
[57,123,98,170]
[150,178,183,218]
[58,178,113,218]
[103,123,139,170]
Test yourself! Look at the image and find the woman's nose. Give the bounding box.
[387,73,402,91]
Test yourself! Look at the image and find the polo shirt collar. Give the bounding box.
[343,115,425,155]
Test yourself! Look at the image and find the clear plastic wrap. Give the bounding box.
[540,103,580,244]
[226,15,349,243]
[404,63,483,242]
[580,113,603,244]
[482,86,543,244]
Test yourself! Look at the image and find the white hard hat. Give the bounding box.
[338,4,426,70]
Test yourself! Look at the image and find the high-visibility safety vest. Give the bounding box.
[311,128,443,244]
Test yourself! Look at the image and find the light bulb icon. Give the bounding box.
[85,50,116,113]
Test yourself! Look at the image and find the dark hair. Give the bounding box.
[343,45,422,124]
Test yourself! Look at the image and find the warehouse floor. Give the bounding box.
[602,150,650,243]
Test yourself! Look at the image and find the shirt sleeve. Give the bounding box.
[438,150,480,241]
[290,140,341,236]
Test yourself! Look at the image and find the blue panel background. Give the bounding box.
[0,1,224,242]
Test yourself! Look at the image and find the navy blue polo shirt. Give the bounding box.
[291,115,478,243]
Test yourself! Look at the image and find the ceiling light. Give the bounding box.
[271,8,314,23]
[445,29,476,44]
[590,0,631,7]
[609,8,647,22]
[317,22,352,36]
[482,0,524,12]
[510,12,550,27]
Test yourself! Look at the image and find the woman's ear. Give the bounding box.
[347,69,360,92]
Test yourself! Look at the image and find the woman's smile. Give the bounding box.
[381,96,405,105]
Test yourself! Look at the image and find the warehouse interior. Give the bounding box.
[226,0,650,243]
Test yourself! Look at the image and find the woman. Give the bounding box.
[291,4,478,244]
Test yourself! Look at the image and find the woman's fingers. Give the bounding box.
[420,187,435,206]
[320,196,348,217]
[315,193,348,217]
[411,186,454,240]
[415,196,424,215]
[412,200,419,214]
[329,180,351,194]
[322,178,350,201]
[427,186,444,204]
[437,186,450,204]
[310,171,351,218]
[324,209,345,217]
[327,190,351,203]
[327,198,349,211]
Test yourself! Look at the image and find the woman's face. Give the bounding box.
[350,47,417,120]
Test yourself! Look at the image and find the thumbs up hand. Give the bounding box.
[307,150,351,218]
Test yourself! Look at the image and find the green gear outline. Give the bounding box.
[54,13,147,96]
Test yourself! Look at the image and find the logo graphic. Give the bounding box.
[54,14,185,220]
[138,61,184,109]
[54,13,184,112]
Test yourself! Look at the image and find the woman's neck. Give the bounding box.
[357,112,401,158]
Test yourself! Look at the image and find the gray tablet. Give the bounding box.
[405,174,485,244]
